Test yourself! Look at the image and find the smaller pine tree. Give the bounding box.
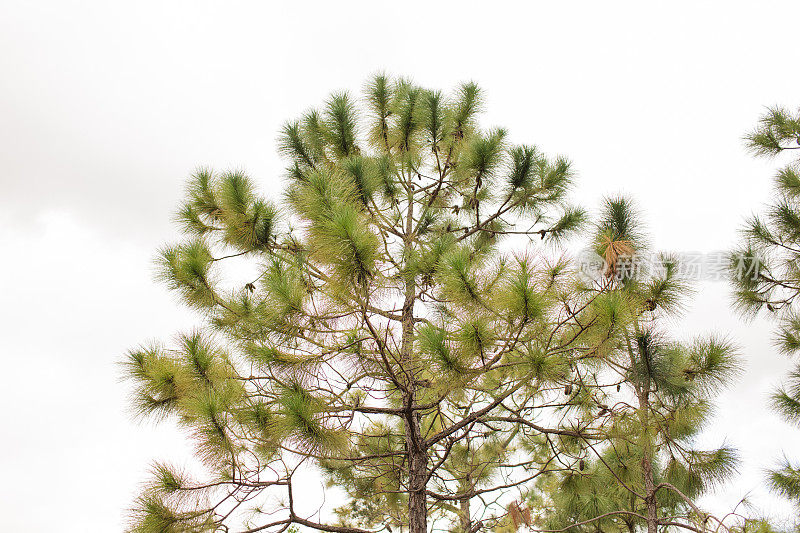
[536,197,740,533]
[730,106,800,507]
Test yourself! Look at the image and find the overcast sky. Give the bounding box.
[2,1,800,530]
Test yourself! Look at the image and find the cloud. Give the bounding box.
[0,210,197,531]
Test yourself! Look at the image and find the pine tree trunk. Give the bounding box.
[459,493,471,532]
[402,287,427,533]
[402,187,427,533]
[641,452,658,533]
[636,385,658,533]
[407,418,427,533]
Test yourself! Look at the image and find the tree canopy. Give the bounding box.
[126,74,600,533]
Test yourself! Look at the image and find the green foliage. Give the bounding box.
[157,240,215,309]
[324,93,359,158]
[769,459,800,501]
[745,107,800,157]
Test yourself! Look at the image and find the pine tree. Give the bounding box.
[730,106,800,506]
[124,74,604,533]
[535,198,739,533]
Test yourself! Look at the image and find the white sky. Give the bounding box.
[2,1,800,530]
